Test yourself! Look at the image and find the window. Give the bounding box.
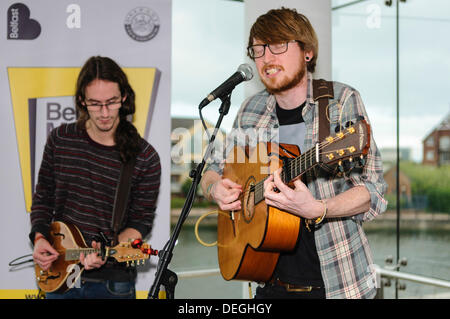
[439,135,450,151]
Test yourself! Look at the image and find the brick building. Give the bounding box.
[422,112,450,166]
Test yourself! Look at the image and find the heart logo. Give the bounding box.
[7,3,41,40]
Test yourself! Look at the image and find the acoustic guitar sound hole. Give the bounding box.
[243,176,256,223]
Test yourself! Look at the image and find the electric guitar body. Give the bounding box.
[35,221,154,293]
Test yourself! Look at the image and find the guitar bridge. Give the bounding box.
[229,211,236,237]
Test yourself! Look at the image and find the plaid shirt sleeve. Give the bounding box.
[330,83,388,222]
[310,79,388,299]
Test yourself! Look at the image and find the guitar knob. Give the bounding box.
[345,121,354,128]
[131,238,143,249]
[358,156,366,166]
[334,125,344,133]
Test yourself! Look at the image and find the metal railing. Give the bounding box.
[376,267,450,299]
[176,266,450,299]
[378,268,450,289]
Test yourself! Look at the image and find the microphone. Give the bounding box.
[199,63,253,109]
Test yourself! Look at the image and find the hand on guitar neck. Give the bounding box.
[33,228,143,272]
[79,241,107,270]
[34,234,107,271]
[264,168,323,220]
[79,228,143,270]
[204,168,323,220]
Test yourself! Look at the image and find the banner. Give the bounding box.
[0,0,171,299]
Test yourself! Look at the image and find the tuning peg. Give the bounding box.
[334,125,344,133]
[142,247,159,256]
[358,156,366,167]
[345,121,354,128]
[342,160,354,172]
[335,161,344,177]
[131,238,143,249]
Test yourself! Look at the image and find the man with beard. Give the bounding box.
[201,8,387,299]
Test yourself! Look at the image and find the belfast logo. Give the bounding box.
[124,7,160,42]
[7,3,41,40]
[8,67,160,212]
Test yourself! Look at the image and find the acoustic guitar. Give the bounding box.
[217,119,370,282]
[35,221,157,293]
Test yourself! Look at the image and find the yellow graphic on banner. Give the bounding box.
[8,67,158,212]
[0,289,149,299]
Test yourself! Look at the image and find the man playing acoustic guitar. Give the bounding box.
[201,8,387,299]
[30,56,161,299]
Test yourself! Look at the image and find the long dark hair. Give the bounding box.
[75,56,141,163]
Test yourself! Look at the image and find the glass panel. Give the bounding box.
[398,0,450,299]
[333,0,450,299]
[332,0,399,298]
[170,0,245,298]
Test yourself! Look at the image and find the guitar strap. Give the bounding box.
[111,157,136,246]
[312,79,334,141]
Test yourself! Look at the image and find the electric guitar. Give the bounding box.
[217,119,371,282]
[34,221,158,293]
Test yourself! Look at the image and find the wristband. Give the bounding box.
[314,200,328,225]
[305,200,327,231]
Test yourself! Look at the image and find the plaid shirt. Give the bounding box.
[206,72,388,299]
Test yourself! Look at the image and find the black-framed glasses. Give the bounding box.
[84,98,122,111]
[247,40,300,59]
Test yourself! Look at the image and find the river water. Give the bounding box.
[169,218,450,299]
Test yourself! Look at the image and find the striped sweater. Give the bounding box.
[29,123,161,247]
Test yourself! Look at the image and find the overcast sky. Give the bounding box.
[171,0,450,162]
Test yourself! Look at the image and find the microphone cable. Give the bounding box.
[8,254,34,267]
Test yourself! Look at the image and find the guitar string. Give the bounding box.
[236,142,325,202]
[233,127,359,203]
[234,139,329,202]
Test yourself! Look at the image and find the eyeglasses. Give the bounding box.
[84,99,122,111]
[247,40,300,59]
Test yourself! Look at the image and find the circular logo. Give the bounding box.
[124,7,160,42]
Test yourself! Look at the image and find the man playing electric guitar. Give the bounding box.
[201,8,387,299]
[30,56,161,299]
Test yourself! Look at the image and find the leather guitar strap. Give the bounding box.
[312,79,334,141]
[111,158,136,246]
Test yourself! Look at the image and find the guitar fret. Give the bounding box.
[250,143,323,206]
[65,248,100,261]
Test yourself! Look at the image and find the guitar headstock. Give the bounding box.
[320,119,371,167]
[109,241,157,266]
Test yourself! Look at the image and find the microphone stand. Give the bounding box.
[148,94,231,299]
